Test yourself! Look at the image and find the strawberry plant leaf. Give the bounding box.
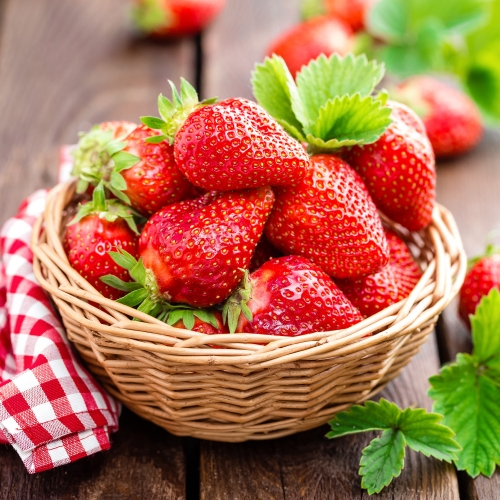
[106,140,127,157]
[327,399,460,493]
[360,429,406,495]
[429,354,500,477]
[130,258,147,286]
[252,56,306,141]
[396,407,461,461]
[429,288,500,477]
[471,287,500,364]
[296,54,385,125]
[304,94,392,150]
[108,186,131,205]
[131,0,169,33]
[110,171,127,191]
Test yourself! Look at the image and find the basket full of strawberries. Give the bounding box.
[32,54,466,441]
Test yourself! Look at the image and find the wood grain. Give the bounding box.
[0,408,186,500]
[200,335,460,500]
[435,129,500,499]
[0,0,195,227]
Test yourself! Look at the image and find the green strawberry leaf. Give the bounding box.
[106,140,127,157]
[113,151,140,172]
[131,0,169,33]
[252,56,305,139]
[360,429,406,495]
[108,249,139,271]
[296,54,385,125]
[110,171,127,191]
[100,275,144,292]
[327,399,460,494]
[304,94,392,150]
[429,288,500,477]
[130,258,147,286]
[140,116,168,130]
[471,287,500,364]
[252,53,391,151]
[429,354,500,477]
[117,288,150,307]
[145,134,168,144]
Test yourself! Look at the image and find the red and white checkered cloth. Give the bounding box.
[0,183,120,472]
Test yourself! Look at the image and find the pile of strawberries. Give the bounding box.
[64,54,434,338]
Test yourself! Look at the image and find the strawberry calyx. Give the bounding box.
[101,248,219,328]
[70,182,140,234]
[131,0,172,34]
[140,78,218,144]
[222,270,254,334]
[71,125,140,204]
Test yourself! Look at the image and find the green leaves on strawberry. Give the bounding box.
[141,79,217,145]
[72,121,140,204]
[327,399,461,494]
[429,288,500,478]
[252,53,392,152]
[101,248,220,328]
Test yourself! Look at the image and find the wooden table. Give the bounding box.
[0,0,498,498]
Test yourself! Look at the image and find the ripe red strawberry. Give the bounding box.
[324,0,376,31]
[135,186,275,308]
[345,100,436,231]
[459,247,500,327]
[72,121,195,216]
[265,154,389,279]
[224,256,363,336]
[266,16,353,77]
[249,237,282,273]
[337,229,422,317]
[394,76,483,158]
[142,81,310,191]
[63,184,139,300]
[132,0,226,37]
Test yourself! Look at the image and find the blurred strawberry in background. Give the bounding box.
[132,0,226,37]
[266,16,353,77]
[302,0,377,31]
[392,76,483,158]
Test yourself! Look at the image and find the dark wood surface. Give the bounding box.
[0,0,498,498]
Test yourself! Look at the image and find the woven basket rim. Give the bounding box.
[31,180,467,369]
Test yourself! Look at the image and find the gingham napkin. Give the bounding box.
[0,178,120,472]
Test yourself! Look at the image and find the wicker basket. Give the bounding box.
[31,180,466,442]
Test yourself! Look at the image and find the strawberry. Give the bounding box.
[345,100,436,231]
[324,0,376,31]
[107,186,275,313]
[132,0,226,37]
[223,256,363,336]
[265,154,389,280]
[249,237,282,273]
[72,121,195,216]
[63,183,139,300]
[393,76,483,158]
[142,80,310,191]
[266,16,353,77]
[459,247,500,327]
[337,229,422,317]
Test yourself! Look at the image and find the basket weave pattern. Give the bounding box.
[32,181,466,442]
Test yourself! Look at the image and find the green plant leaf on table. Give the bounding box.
[429,288,500,477]
[327,399,461,495]
[252,53,392,152]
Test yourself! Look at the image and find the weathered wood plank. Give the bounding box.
[200,335,460,500]
[0,408,186,500]
[435,129,500,499]
[202,0,300,100]
[0,0,195,227]
[0,0,193,496]
[200,1,459,498]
